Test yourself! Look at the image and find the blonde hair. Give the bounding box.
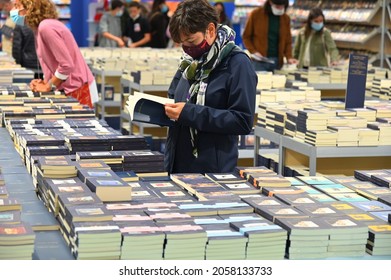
[19,0,58,29]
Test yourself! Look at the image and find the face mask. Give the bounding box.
[10,9,25,26]
[271,5,284,16]
[161,4,168,13]
[182,39,211,60]
[116,10,123,17]
[311,22,324,31]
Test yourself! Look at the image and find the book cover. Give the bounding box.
[77,168,117,183]
[274,217,331,236]
[0,210,21,224]
[64,204,113,223]
[255,205,308,222]
[126,91,175,127]
[345,54,368,109]
[348,201,391,212]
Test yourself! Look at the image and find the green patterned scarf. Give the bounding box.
[179,24,243,158]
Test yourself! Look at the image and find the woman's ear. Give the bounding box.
[206,22,216,38]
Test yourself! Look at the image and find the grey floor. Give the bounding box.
[0,128,73,260]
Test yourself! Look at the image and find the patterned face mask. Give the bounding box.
[182,39,212,60]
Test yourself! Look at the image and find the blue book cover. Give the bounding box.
[345,53,368,109]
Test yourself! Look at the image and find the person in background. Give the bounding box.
[123,1,151,48]
[242,0,297,72]
[11,0,98,108]
[0,0,15,56]
[293,7,339,68]
[214,2,231,27]
[148,0,169,48]
[12,24,41,79]
[98,0,125,47]
[164,0,257,174]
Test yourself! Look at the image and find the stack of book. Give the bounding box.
[323,216,368,257]
[204,172,260,195]
[349,108,377,122]
[328,126,359,146]
[275,216,331,259]
[305,130,337,146]
[108,135,149,151]
[143,209,207,260]
[0,222,36,260]
[170,173,234,201]
[84,173,132,202]
[43,177,91,216]
[75,151,124,171]
[148,182,196,203]
[296,109,334,134]
[256,71,273,90]
[344,180,391,201]
[58,204,119,259]
[367,122,391,145]
[367,224,391,256]
[68,221,122,260]
[36,155,77,179]
[115,211,164,260]
[202,222,247,260]
[122,150,165,175]
[229,217,288,260]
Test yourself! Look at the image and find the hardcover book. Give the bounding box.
[85,177,132,202]
[77,168,117,183]
[126,91,174,127]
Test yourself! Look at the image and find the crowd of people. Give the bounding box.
[0,0,340,72]
[0,0,341,174]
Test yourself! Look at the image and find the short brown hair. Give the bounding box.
[19,0,58,29]
[169,0,218,43]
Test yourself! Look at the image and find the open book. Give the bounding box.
[125,91,175,127]
[250,53,275,64]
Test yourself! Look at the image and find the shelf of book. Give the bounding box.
[281,135,391,176]
[254,126,284,174]
[307,83,346,99]
[289,0,390,68]
[92,67,123,120]
[254,126,391,176]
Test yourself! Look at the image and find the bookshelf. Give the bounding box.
[53,0,72,30]
[254,126,391,176]
[288,0,391,68]
[91,67,123,121]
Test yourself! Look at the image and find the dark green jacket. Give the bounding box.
[293,27,339,68]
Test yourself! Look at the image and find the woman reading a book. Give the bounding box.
[293,7,340,69]
[10,0,98,108]
[164,0,257,174]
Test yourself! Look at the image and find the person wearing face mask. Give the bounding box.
[98,0,125,47]
[293,7,339,69]
[0,0,15,56]
[148,0,170,48]
[164,0,257,174]
[10,0,98,108]
[242,0,297,72]
[214,2,232,27]
[123,1,151,48]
